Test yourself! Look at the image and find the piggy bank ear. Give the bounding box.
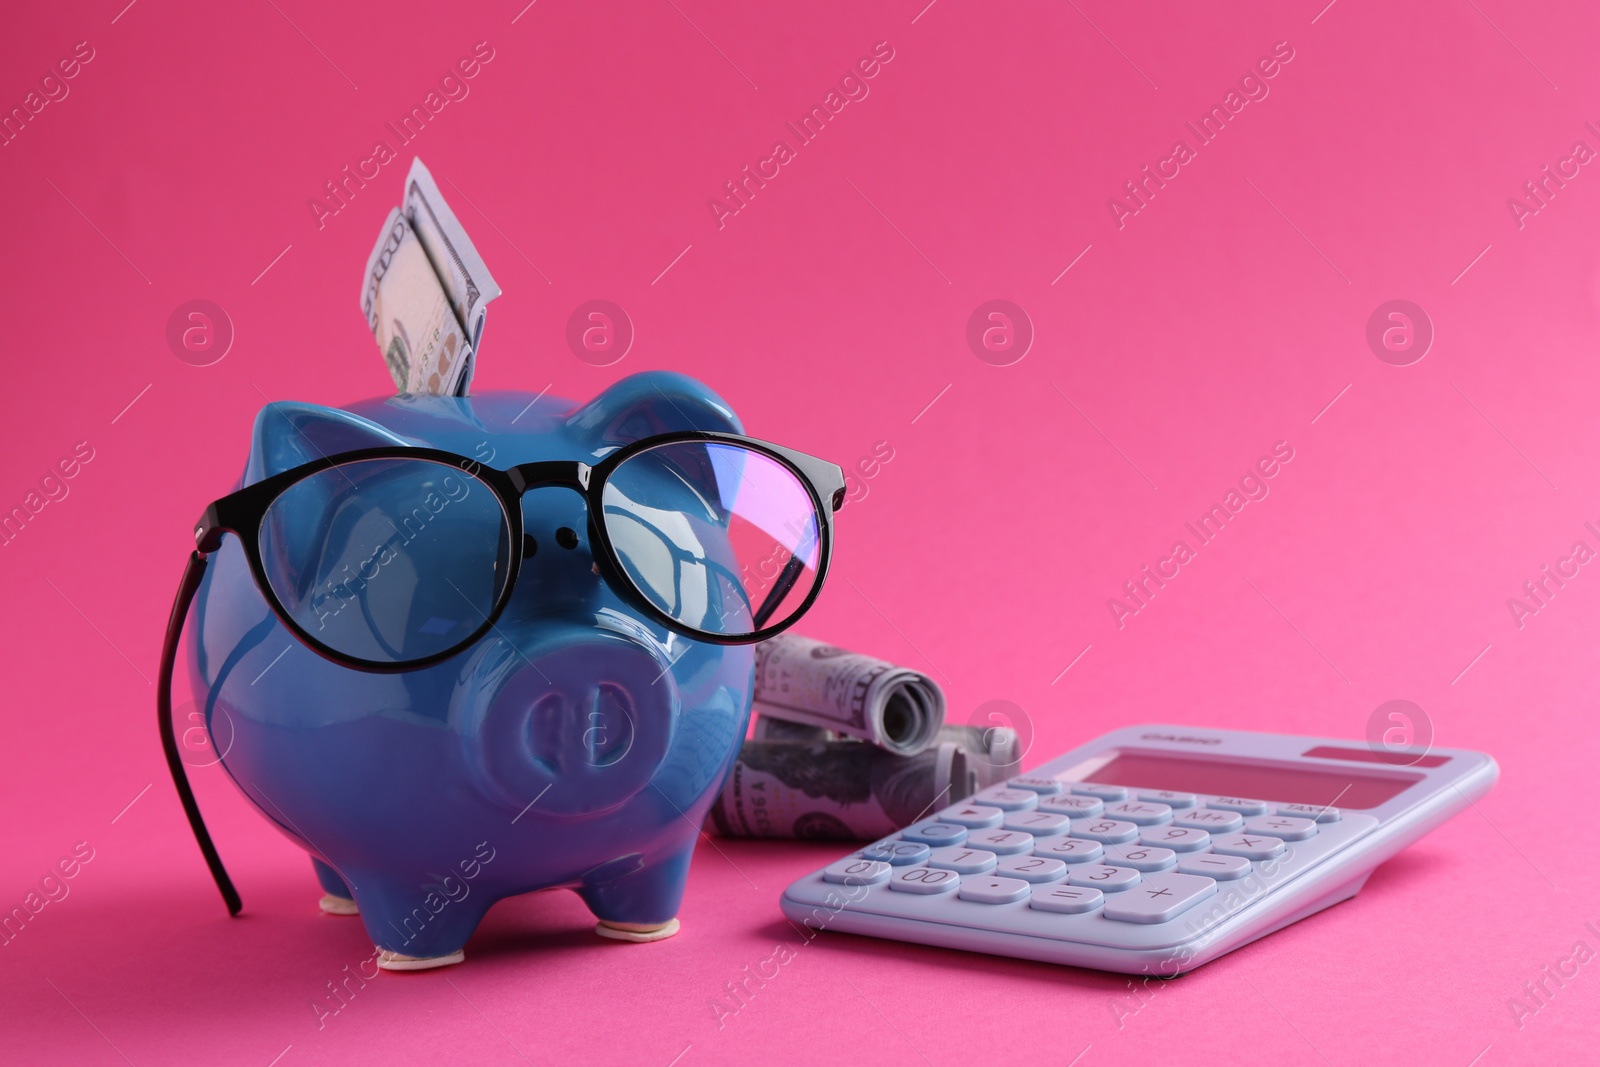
[245,401,412,485]
[567,371,743,448]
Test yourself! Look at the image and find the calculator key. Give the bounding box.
[1243,815,1318,842]
[1276,803,1341,823]
[1030,884,1104,914]
[937,803,1005,829]
[996,855,1069,883]
[888,866,960,894]
[1103,845,1177,872]
[1008,775,1064,795]
[1002,811,1072,836]
[927,847,998,874]
[901,821,968,848]
[1032,837,1104,864]
[1210,833,1286,861]
[1207,797,1269,816]
[1103,801,1173,826]
[1069,782,1130,801]
[1069,818,1140,844]
[823,858,893,886]
[1137,790,1196,808]
[1038,795,1104,818]
[1068,865,1141,892]
[959,875,1031,905]
[1176,853,1251,881]
[966,828,1036,855]
[1138,826,1211,852]
[1172,808,1244,833]
[974,786,1040,811]
[1102,872,1218,924]
[861,840,931,865]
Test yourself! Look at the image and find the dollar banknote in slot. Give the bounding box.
[402,158,500,396]
[359,157,501,396]
[360,207,473,396]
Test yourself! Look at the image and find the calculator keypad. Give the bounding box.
[796,782,1379,946]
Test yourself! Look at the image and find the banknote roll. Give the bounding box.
[751,634,944,756]
[709,739,970,841]
[709,724,1022,840]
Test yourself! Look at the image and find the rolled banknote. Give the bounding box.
[360,208,473,395]
[709,739,970,841]
[402,158,501,396]
[752,634,944,756]
[708,724,1021,840]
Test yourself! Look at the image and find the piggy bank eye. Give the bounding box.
[258,456,514,664]
[599,441,822,638]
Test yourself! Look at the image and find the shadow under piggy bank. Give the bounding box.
[187,372,763,970]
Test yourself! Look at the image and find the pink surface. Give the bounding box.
[3,1,1598,1063]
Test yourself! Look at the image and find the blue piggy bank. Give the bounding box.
[173,371,841,970]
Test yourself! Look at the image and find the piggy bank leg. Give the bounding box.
[347,876,491,971]
[312,858,359,916]
[578,846,691,943]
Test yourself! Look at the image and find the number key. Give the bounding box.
[966,828,1035,855]
[1033,837,1104,864]
[1139,826,1211,852]
[1068,818,1139,844]
[927,847,998,875]
[889,866,959,894]
[1103,844,1177,872]
[996,855,1069,883]
[1067,864,1141,892]
[823,858,892,886]
[1001,811,1072,836]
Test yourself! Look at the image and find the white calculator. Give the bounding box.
[780,725,1497,975]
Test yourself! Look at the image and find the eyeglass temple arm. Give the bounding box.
[158,550,242,917]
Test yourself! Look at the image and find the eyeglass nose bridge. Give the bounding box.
[506,461,593,496]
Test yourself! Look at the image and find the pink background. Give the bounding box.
[3,0,1599,1063]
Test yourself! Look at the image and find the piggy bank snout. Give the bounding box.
[467,634,678,818]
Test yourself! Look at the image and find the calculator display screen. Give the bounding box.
[1084,752,1420,809]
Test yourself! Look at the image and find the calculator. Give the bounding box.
[779,725,1497,975]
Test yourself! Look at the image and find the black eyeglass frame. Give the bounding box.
[159,430,845,916]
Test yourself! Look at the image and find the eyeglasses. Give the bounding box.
[158,431,846,914]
